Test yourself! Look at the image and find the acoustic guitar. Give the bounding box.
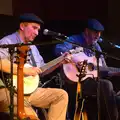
[16,46,29,119]
[63,47,120,83]
[16,46,40,120]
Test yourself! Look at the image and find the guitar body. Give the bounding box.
[63,51,103,83]
[63,47,120,83]
[62,62,79,83]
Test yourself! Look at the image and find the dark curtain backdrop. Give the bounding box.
[12,0,108,35]
[11,0,119,61]
[12,0,107,20]
[12,0,120,90]
[12,0,108,57]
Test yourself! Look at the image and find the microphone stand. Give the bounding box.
[91,48,101,120]
[9,47,15,120]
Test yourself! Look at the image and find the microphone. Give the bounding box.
[98,38,120,49]
[110,43,120,48]
[97,38,112,45]
[43,29,67,38]
[97,38,103,43]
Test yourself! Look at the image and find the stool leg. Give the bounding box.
[82,111,88,120]
[74,98,88,120]
[81,99,88,120]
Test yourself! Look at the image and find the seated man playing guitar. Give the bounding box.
[0,13,71,120]
[55,19,119,120]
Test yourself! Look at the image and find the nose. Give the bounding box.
[35,30,39,36]
[96,32,101,37]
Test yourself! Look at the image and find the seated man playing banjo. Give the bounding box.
[0,13,71,120]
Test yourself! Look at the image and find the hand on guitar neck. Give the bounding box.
[41,52,73,76]
[61,52,75,64]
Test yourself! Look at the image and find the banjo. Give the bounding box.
[13,52,68,95]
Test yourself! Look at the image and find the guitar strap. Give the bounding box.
[29,48,42,86]
[29,48,37,67]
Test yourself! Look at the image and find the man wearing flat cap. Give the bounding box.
[54,19,118,120]
[0,13,70,120]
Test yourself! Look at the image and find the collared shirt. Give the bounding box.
[55,33,107,67]
[0,32,45,67]
[55,33,85,56]
[0,32,45,87]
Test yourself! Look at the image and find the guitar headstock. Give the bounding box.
[76,60,87,80]
[16,46,30,65]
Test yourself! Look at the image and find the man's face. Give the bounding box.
[85,28,101,45]
[20,22,40,43]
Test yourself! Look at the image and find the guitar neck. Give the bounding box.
[88,63,120,73]
[99,66,120,73]
[40,55,64,73]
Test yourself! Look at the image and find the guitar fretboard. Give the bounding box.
[88,63,120,73]
[100,66,120,73]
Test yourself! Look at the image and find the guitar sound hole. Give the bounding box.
[88,63,94,71]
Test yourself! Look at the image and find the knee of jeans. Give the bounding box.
[60,89,68,103]
[100,79,113,91]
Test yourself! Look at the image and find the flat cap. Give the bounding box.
[19,13,44,24]
[87,19,104,31]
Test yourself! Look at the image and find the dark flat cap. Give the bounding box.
[87,19,104,31]
[19,13,44,24]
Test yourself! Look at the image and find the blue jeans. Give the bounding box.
[64,78,118,120]
[82,78,118,120]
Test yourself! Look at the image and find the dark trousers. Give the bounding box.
[64,78,118,120]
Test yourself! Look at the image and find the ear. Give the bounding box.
[20,23,24,31]
[84,28,89,35]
